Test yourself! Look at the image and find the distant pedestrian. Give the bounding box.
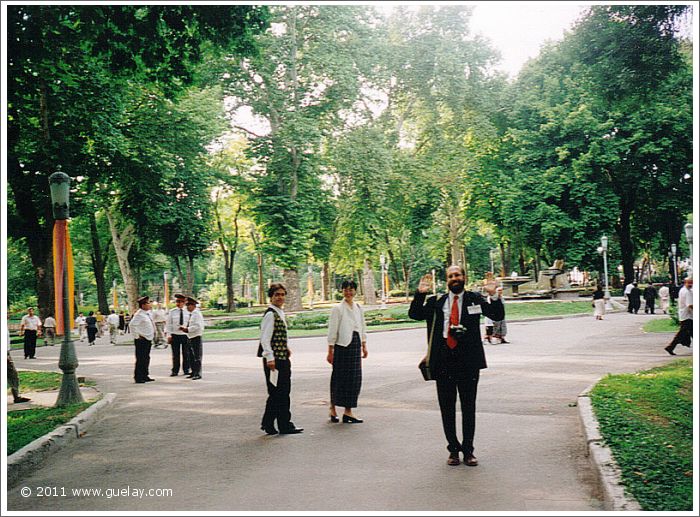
[166,294,191,377]
[492,287,509,343]
[628,283,642,314]
[624,281,634,312]
[258,283,304,435]
[19,307,42,359]
[43,313,57,345]
[86,311,98,346]
[130,296,156,383]
[483,316,494,344]
[118,311,126,334]
[107,310,120,344]
[326,279,368,424]
[182,297,205,380]
[152,304,168,348]
[592,284,605,320]
[643,284,657,314]
[75,312,87,342]
[95,311,105,337]
[124,312,131,334]
[665,277,693,355]
[659,284,670,314]
[7,348,31,404]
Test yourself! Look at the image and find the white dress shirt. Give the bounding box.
[129,309,156,341]
[678,286,693,321]
[21,315,42,331]
[107,313,120,326]
[184,309,205,338]
[442,292,464,339]
[327,301,367,346]
[166,307,188,335]
[260,305,286,362]
[43,317,56,328]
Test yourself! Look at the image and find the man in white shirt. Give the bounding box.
[624,281,635,313]
[130,296,156,383]
[106,310,120,344]
[75,312,87,341]
[257,283,303,435]
[166,294,191,376]
[182,297,205,380]
[20,307,42,359]
[43,314,57,346]
[665,277,693,355]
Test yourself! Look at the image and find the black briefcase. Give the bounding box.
[419,361,433,381]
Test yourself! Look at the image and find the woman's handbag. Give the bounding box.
[419,360,433,381]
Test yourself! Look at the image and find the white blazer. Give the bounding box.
[327,301,367,347]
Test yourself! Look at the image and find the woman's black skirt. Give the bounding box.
[330,331,362,408]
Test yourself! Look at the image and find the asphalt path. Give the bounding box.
[6,311,689,512]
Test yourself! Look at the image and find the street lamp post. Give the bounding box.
[671,243,678,286]
[685,223,693,270]
[49,171,84,406]
[379,255,387,309]
[599,235,612,310]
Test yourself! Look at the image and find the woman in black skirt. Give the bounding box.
[326,280,368,423]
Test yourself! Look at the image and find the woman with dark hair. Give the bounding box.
[86,311,98,346]
[592,284,606,320]
[326,279,368,423]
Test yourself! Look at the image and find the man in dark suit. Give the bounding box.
[628,282,642,314]
[409,265,504,467]
[643,284,657,314]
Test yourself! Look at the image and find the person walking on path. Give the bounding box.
[75,312,87,342]
[628,283,642,314]
[659,284,670,314]
[86,311,99,346]
[592,284,606,320]
[130,296,156,383]
[107,310,120,344]
[624,281,634,312]
[326,279,368,424]
[19,307,42,359]
[643,284,657,314]
[492,287,509,343]
[257,283,304,436]
[665,277,693,355]
[7,349,31,403]
[182,297,205,380]
[166,294,191,377]
[43,313,56,345]
[152,304,168,348]
[409,265,504,467]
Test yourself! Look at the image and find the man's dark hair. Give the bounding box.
[341,279,358,290]
[268,283,287,298]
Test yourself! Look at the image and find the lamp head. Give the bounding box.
[671,243,677,255]
[600,235,608,250]
[685,223,693,244]
[48,171,71,220]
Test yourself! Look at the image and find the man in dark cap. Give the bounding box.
[181,297,205,380]
[130,296,156,383]
[166,294,191,376]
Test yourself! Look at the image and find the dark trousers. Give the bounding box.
[645,299,655,314]
[134,338,152,381]
[188,336,203,376]
[23,330,37,358]
[629,298,641,313]
[668,319,693,352]
[435,370,480,455]
[170,334,191,374]
[261,358,292,431]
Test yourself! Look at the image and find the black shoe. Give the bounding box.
[279,427,304,434]
[184,371,191,375]
[342,414,363,424]
[261,424,278,435]
[329,415,340,423]
[170,372,178,377]
[186,374,194,378]
[664,346,677,356]
[191,375,202,380]
[135,379,147,384]
[13,396,31,403]
[145,377,155,382]
[447,452,460,466]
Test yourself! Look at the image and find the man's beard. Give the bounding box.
[448,282,465,294]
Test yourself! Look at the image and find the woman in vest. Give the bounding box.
[326,279,368,423]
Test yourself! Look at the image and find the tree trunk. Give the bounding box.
[257,252,265,305]
[321,262,330,301]
[403,262,411,301]
[363,259,377,305]
[283,268,302,312]
[89,212,111,314]
[225,251,236,312]
[616,198,635,286]
[106,210,138,314]
[185,256,195,296]
[174,256,185,292]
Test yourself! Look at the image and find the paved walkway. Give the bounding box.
[5,311,688,511]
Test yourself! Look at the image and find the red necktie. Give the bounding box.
[447,294,460,349]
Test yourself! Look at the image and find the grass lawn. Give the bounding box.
[642,318,679,333]
[203,300,596,341]
[7,371,98,456]
[589,359,692,511]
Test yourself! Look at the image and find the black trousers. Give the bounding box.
[170,334,191,374]
[645,299,655,314]
[261,358,292,431]
[188,336,203,376]
[23,330,37,358]
[668,319,693,352]
[134,338,152,381]
[435,370,480,455]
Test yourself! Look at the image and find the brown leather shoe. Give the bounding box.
[447,452,460,466]
[464,454,479,467]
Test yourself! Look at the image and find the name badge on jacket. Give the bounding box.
[467,304,482,315]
